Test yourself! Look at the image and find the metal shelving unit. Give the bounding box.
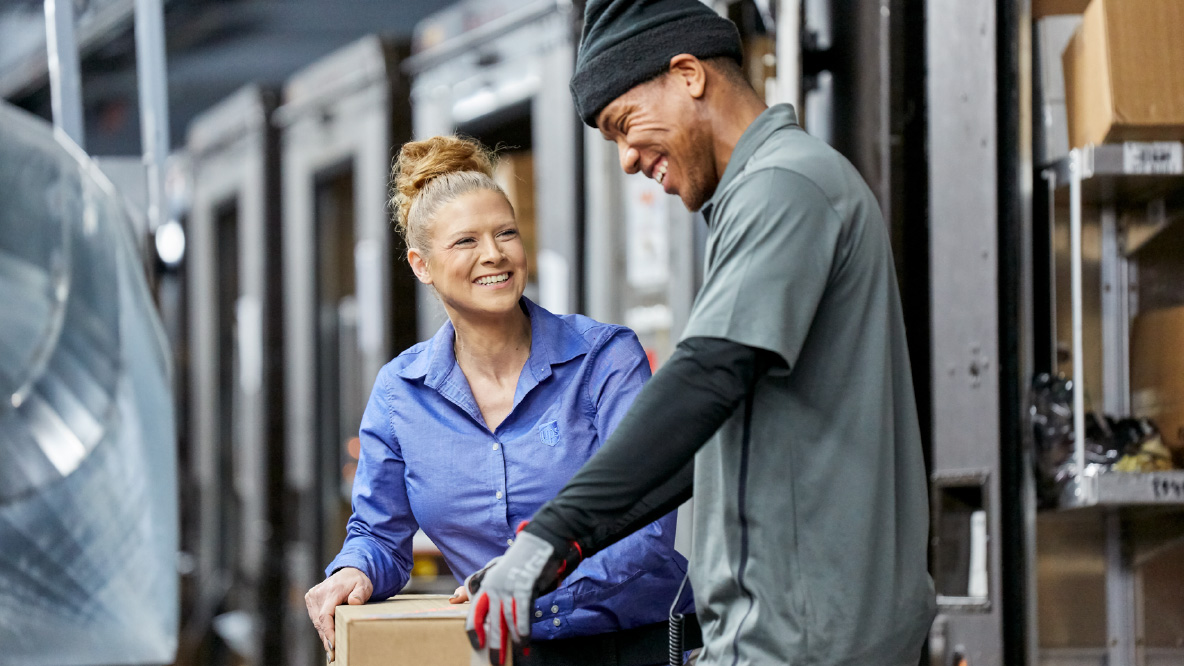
[1045,142,1184,511]
[1061,470,1184,509]
[1042,141,1184,666]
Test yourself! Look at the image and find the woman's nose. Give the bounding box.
[479,237,502,263]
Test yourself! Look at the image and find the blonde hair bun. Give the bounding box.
[391,136,500,245]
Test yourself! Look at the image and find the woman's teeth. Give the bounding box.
[655,160,668,185]
[477,274,509,285]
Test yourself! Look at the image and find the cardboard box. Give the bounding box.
[1034,0,1089,19]
[494,151,537,282]
[1037,15,1084,161]
[1131,305,1184,467]
[1062,0,1184,149]
[329,595,508,666]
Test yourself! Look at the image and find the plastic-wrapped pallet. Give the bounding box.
[0,100,178,665]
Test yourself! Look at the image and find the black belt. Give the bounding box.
[512,614,702,666]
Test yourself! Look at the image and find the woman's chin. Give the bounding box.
[449,289,524,319]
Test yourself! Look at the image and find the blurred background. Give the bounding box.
[2,0,1184,665]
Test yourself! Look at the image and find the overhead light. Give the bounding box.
[154,218,185,267]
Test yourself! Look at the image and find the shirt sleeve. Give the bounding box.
[528,337,774,557]
[542,328,692,631]
[681,168,844,373]
[325,370,418,600]
[585,327,652,437]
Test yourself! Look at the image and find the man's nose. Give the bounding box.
[618,144,640,175]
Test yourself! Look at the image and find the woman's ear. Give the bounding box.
[407,247,433,285]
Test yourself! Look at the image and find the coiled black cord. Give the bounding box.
[668,571,691,666]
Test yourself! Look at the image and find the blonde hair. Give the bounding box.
[390,135,509,254]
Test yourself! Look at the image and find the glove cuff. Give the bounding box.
[518,520,583,592]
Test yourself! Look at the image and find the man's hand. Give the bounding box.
[305,567,373,661]
[464,532,570,665]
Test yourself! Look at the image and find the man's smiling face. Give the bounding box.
[595,71,719,212]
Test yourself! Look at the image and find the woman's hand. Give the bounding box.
[305,567,373,661]
[449,585,470,604]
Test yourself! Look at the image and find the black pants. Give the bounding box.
[511,615,702,666]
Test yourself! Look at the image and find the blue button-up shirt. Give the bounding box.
[327,298,692,640]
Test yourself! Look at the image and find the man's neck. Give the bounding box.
[711,90,768,181]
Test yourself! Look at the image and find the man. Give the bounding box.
[466,1,936,664]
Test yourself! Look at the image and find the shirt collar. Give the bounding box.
[396,297,589,387]
[701,103,800,221]
[520,297,590,384]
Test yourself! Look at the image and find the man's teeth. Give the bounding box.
[477,274,509,285]
[655,160,668,185]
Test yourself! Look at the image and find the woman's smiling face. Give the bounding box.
[409,188,527,320]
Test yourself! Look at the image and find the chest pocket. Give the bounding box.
[538,420,561,447]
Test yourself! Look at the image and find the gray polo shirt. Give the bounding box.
[683,105,935,665]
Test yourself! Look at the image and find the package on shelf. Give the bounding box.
[493,150,537,282]
[1033,0,1089,20]
[1131,304,1184,468]
[1062,0,1184,149]
[329,595,506,666]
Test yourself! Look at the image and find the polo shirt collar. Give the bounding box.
[701,103,800,222]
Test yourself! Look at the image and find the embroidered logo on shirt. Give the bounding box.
[539,420,560,447]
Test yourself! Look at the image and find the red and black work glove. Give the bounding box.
[464,524,582,665]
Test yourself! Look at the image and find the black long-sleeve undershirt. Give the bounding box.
[526,336,780,557]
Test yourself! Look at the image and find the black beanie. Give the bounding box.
[570,0,744,127]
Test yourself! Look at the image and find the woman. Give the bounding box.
[304,135,692,663]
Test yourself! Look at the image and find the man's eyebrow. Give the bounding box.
[600,105,630,136]
[597,109,616,134]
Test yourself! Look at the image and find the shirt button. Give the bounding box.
[534,610,543,618]
[553,618,561,627]
[495,491,503,499]
[550,605,559,614]
[506,538,514,546]
[492,443,499,451]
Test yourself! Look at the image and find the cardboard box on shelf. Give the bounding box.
[1131,305,1184,467]
[1062,0,1184,149]
[494,150,537,282]
[329,595,507,666]
[1034,0,1089,19]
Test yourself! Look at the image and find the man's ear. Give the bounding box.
[407,247,433,285]
[667,54,707,99]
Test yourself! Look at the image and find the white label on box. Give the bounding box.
[1122,142,1184,175]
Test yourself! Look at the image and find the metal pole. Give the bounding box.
[877,0,891,224]
[1105,510,1140,665]
[1069,148,1085,475]
[1046,169,1058,365]
[773,0,801,107]
[1099,202,1130,415]
[134,0,170,232]
[44,0,85,148]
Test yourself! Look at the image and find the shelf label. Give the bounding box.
[1151,475,1184,501]
[1123,142,1184,175]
